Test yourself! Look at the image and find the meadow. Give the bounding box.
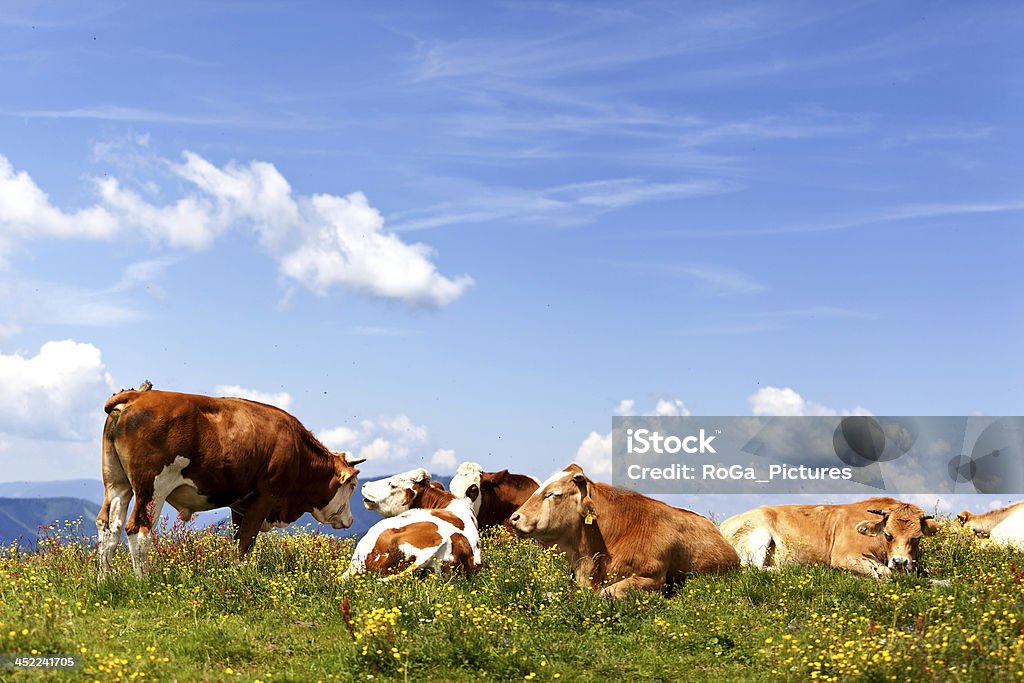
[1,518,1023,682]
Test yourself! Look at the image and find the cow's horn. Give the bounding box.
[347,457,367,466]
[867,509,887,516]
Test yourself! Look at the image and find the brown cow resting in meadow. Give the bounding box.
[509,464,739,598]
[958,501,1024,549]
[720,497,937,578]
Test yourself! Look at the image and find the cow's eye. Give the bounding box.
[544,491,562,499]
[884,532,894,542]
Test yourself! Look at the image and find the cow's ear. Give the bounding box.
[572,473,597,523]
[921,515,939,536]
[956,511,970,525]
[856,518,885,537]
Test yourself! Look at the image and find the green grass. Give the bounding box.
[1,519,1023,682]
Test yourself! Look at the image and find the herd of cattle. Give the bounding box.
[96,387,1024,597]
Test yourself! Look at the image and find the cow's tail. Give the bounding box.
[103,380,152,415]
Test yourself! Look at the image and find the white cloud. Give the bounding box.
[213,385,293,411]
[577,397,690,476]
[0,156,118,259]
[319,414,439,473]
[654,398,691,417]
[0,152,472,308]
[576,431,613,477]
[0,340,114,441]
[747,386,871,417]
[613,399,636,416]
[431,448,457,472]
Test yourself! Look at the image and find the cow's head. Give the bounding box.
[311,452,363,529]
[956,510,990,537]
[450,462,485,516]
[856,504,938,572]
[361,467,431,517]
[509,464,596,544]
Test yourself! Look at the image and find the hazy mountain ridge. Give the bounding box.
[0,475,453,546]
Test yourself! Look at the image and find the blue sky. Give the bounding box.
[0,2,1022,516]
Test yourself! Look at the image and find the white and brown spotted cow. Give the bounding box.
[97,385,363,578]
[343,468,480,579]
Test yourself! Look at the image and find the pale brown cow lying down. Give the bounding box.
[342,468,481,579]
[449,462,540,532]
[97,385,363,578]
[958,501,1024,549]
[720,497,937,578]
[509,464,739,599]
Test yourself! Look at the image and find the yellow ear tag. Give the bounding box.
[584,513,595,525]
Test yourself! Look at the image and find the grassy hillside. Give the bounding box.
[1,518,1022,682]
[0,498,99,548]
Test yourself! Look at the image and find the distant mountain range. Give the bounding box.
[0,497,100,546]
[0,475,452,547]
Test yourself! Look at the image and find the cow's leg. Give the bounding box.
[96,483,132,579]
[97,437,133,580]
[125,486,166,579]
[836,556,890,579]
[234,494,275,558]
[598,575,663,599]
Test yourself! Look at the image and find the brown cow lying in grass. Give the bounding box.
[721,497,937,578]
[509,464,739,598]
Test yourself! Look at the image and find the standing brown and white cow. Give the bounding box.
[449,462,539,531]
[720,497,937,578]
[97,386,364,578]
[509,464,739,598]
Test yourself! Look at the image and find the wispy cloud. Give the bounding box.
[388,177,738,232]
[6,105,320,130]
[349,325,421,338]
[722,306,873,320]
[663,200,1024,238]
[881,125,996,149]
[600,259,767,296]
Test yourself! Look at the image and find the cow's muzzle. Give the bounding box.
[889,556,911,572]
[508,512,531,536]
